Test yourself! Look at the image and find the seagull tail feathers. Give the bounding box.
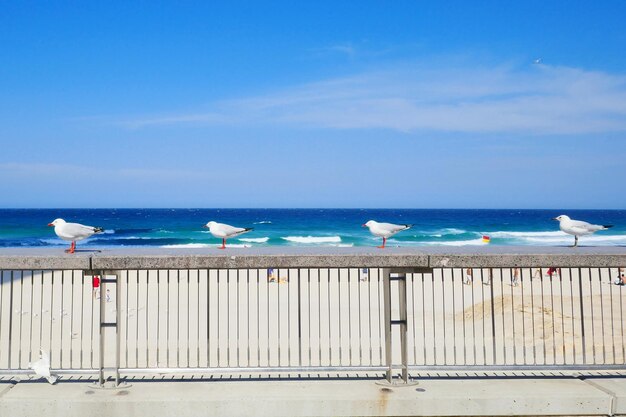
[244,228,254,232]
[403,224,413,230]
[46,375,59,385]
[94,227,104,233]
[603,225,614,229]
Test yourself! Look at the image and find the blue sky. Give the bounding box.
[1,1,625,208]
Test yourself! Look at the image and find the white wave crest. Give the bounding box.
[282,236,342,244]
[487,230,626,246]
[524,234,626,245]
[239,237,270,243]
[425,238,489,246]
[488,231,567,238]
[103,229,115,234]
[161,243,212,248]
[253,221,272,224]
[161,243,251,248]
[440,228,467,235]
[117,236,156,240]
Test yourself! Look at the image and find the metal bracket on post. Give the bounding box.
[379,268,418,386]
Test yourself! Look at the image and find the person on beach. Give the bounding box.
[614,268,625,286]
[547,267,560,278]
[512,268,520,286]
[360,268,369,282]
[464,268,473,285]
[268,268,277,283]
[92,275,100,299]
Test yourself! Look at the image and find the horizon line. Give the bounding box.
[1,207,624,211]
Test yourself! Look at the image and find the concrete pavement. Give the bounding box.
[2,376,626,416]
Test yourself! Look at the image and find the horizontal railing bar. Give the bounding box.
[0,369,98,375]
[119,366,389,374]
[409,365,626,371]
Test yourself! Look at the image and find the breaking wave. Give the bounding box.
[239,237,270,243]
[282,236,342,244]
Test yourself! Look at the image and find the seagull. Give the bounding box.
[203,221,253,249]
[28,349,58,384]
[553,215,613,247]
[48,218,104,253]
[362,220,412,248]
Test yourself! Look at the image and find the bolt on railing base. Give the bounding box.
[89,380,132,390]
[376,378,419,387]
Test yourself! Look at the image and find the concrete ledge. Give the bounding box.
[583,378,626,416]
[0,247,624,270]
[429,253,626,268]
[0,252,91,270]
[0,378,615,417]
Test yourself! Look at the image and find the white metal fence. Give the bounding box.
[1,264,625,384]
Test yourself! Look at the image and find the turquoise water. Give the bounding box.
[0,209,624,248]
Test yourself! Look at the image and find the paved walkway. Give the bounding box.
[3,375,626,416]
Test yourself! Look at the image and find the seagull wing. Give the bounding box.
[62,222,100,239]
[214,223,251,238]
[377,222,412,233]
[570,219,604,232]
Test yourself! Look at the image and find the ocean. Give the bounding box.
[0,209,624,248]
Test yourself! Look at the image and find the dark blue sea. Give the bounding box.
[0,209,624,248]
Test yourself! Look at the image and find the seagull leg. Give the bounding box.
[377,237,386,249]
[574,236,578,247]
[219,238,226,249]
[65,241,76,254]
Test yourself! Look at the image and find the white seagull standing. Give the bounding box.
[553,215,613,247]
[362,220,412,249]
[48,218,104,253]
[203,221,253,249]
[28,349,58,384]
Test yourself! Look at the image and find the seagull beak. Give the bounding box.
[202,225,208,228]
[551,217,558,221]
[361,224,367,227]
[47,223,54,227]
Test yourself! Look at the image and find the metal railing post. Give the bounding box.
[97,271,120,387]
[115,271,121,386]
[98,271,105,386]
[397,272,408,383]
[382,268,392,383]
[382,268,410,384]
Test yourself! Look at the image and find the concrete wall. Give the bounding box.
[0,246,625,270]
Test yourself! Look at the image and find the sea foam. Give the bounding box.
[282,236,342,244]
[160,243,212,248]
[239,237,270,243]
[425,238,488,246]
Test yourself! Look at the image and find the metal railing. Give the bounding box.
[1,257,625,385]
[407,267,626,370]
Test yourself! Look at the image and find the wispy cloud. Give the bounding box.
[119,113,227,129]
[116,62,626,135]
[0,162,214,181]
[313,43,358,58]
